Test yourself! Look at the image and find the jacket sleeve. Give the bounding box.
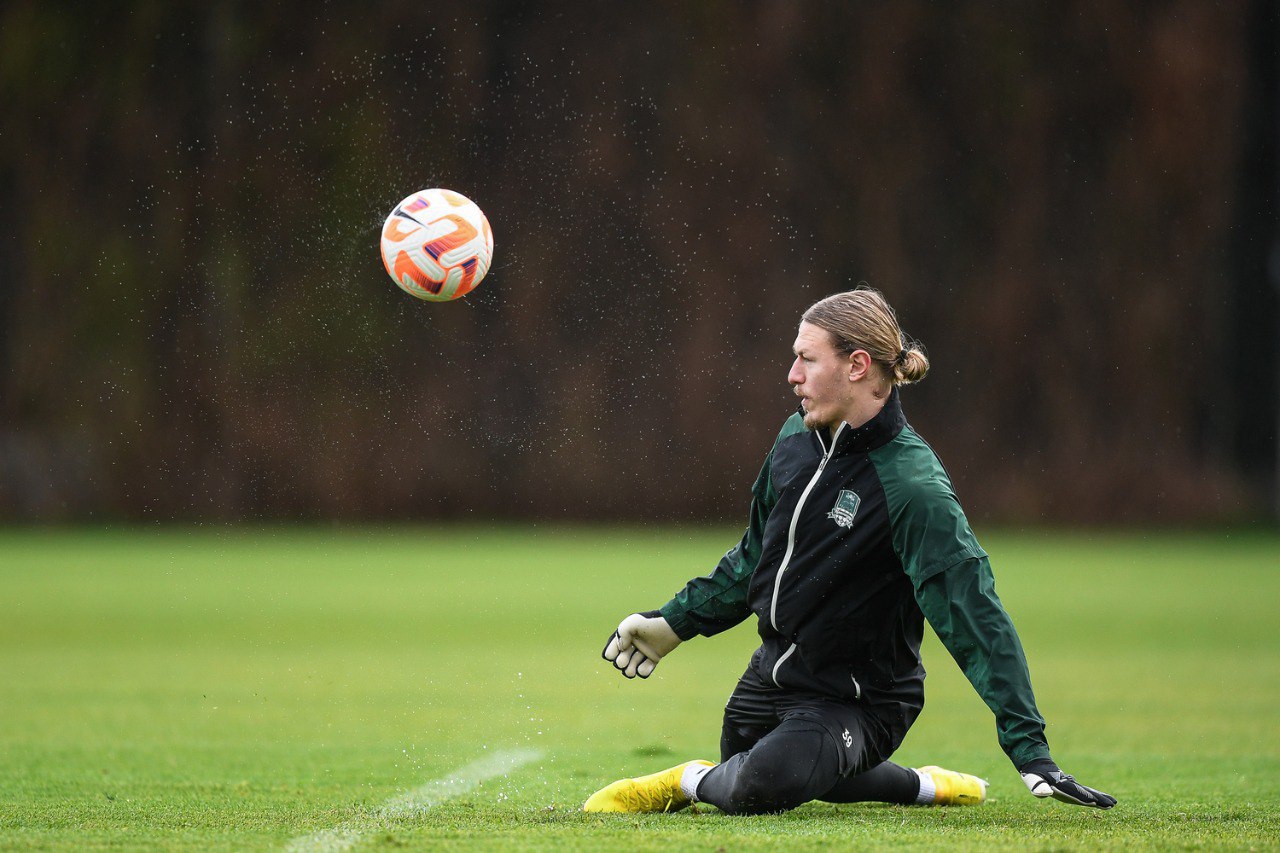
[659,447,776,640]
[885,474,1050,769]
[912,555,1051,769]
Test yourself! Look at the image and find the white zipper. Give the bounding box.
[768,422,846,688]
[774,645,864,698]
[771,643,797,687]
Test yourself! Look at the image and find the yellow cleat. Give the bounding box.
[583,760,715,813]
[918,765,989,806]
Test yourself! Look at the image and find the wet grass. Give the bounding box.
[1,526,1277,849]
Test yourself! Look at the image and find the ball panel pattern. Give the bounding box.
[379,189,493,301]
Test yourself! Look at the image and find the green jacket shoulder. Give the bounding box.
[870,425,987,587]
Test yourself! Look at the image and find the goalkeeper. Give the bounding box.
[584,288,1115,815]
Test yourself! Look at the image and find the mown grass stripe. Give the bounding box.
[285,748,543,852]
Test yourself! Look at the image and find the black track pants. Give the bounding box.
[694,664,920,815]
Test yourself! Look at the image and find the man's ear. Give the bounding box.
[847,350,872,382]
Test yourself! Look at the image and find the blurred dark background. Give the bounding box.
[2,0,1277,525]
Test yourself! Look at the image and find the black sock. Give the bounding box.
[819,760,921,804]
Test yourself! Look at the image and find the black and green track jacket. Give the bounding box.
[659,389,1051,770]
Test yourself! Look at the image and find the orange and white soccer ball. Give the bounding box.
[379,189,494,301]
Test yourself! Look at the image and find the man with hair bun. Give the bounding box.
[584,287,1115,816]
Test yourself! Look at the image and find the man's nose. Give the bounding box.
[787,360,803,385]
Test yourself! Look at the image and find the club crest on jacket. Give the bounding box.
[828,489,861,529]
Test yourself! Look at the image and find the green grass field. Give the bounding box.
[1,527,1278,850]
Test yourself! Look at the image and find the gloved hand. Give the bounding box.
[601,611,682,679]
[1019,758,1117,809]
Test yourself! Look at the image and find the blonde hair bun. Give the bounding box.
[894,346,930,385]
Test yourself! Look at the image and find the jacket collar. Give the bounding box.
[812,387,907,455]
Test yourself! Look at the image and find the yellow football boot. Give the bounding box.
[918,765,989,805]
[583,760,716,813]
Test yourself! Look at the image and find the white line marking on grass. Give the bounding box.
[285,748,543,852]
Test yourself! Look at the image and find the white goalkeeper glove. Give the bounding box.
[1019,758,1117,809]
[601,611,682,679]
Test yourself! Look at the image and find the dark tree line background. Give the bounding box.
[2,0,1277,524]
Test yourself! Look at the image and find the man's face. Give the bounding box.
[789,322,855,432]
